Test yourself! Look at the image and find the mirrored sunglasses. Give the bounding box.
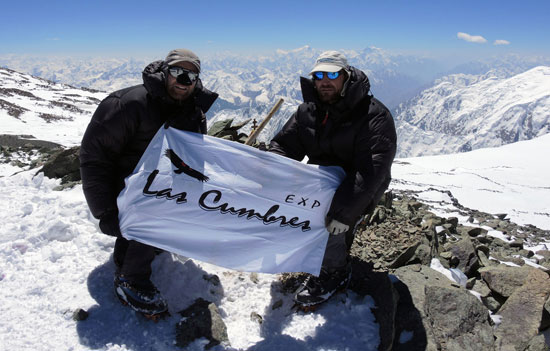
[168,66,199,85]
[312,71,340,80]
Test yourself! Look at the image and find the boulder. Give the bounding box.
[479,266,531,298]
[393,265,460,351]
[446,237,480,277]
[494,268,550,350]
[425,285,494,351]
[39,146,81,184]
[175,298,229,349]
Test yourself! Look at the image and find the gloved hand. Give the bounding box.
[99,211,122,238]
[326,219,349,235]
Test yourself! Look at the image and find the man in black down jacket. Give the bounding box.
[269,51,397,308]
[80,49,218,316]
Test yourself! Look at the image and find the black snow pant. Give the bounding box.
[114,237,156,282]
[321,225,357,269]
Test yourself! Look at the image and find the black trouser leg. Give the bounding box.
[321,226,357,269]
[117,239,157,282]
[113,237,129,270]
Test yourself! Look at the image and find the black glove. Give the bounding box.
[99,211,122,238]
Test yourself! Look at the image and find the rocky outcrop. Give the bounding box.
[175,298,229,350]
[207,118,251,144]
[494,268,550,350]
[39,146,80,185]
[347,191,550,351]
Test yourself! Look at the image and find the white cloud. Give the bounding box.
[457,32,487,44]
[494,39,510,45]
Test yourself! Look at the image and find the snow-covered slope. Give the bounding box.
[392,133,550,230]
[395,66,550,157]
[0,67,106,146]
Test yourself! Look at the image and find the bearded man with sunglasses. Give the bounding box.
[80,49,218,317]
[270,51,397,309]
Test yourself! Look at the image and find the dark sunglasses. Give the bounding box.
[312,71,340,80]
[168,66,199,85]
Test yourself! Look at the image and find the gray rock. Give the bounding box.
[207,118,251,143]
[249,272,259,284]
[175,298,229,350]
[393,265,458,351]
[494,268,550,350]
[519,249,535,258]
[348,192,550,350]
[509,240,524,249]
[39,146,81,184]
[537,250,550,260]
[446,237,480,277]
[425,285,494,351]
[484,219,502,229]
[469,279,492,298]
[446,217,459,231]
[207,119,234,137]
[479,266,531,298]
[250,312,263,324]
[491,237,512,248]
[524,334,549,351]
[389,242,421,268]
[72,308,89,321]
[482,296,501,312]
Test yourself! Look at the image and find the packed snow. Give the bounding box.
[392,133,550,230]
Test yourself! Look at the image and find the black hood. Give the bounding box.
[300,66,371,111]
[142,60,219,113]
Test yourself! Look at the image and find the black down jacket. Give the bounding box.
[269,67,397,226]
[80,60,218,228]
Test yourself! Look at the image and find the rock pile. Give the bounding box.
[346,191,550,351]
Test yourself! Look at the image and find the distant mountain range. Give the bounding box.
[395,66,550,157]
[0,46,446,109]
[1,48,549,154]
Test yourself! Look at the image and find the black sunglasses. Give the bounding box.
[168,66,199,85]
[312,71,341,80]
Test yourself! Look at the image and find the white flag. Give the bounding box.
[117,127,345,275]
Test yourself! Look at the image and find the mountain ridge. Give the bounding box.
[2,51,550,153]
[395,65,550,157]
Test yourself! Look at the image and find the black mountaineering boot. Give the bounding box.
[114,273,168,318]
[294,262,352,309]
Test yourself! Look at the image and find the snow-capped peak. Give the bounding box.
[395,66,550,157]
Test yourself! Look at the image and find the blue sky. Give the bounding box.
[1,0,549,58]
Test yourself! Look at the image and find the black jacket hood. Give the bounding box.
[299,66,371,111]
[142,60,218,113]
